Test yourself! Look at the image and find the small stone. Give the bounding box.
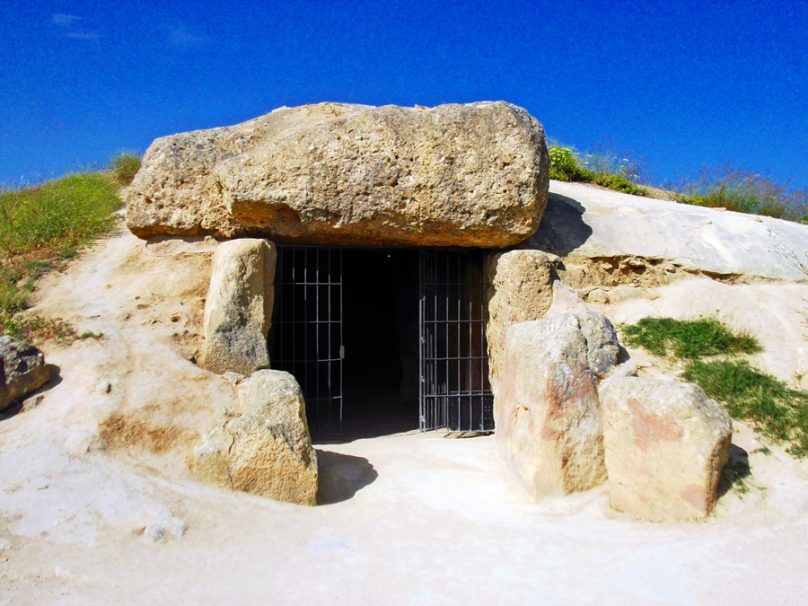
[20,393,45,412]
[0,336,50,411]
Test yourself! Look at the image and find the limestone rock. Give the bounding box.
[546,282,620,378]
[199,239,275,376]
[527,181,808,282]
[485,250,557,393]
[189,370,318,505]
[496,315,607,499]
[599,376,733,522]
[0,336,50,411]
[126,102,549,248]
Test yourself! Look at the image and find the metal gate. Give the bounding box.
[269,246,343,429]
[418,250,494,432]
[270,246,493,434]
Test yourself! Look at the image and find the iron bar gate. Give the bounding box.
[270,246,494,434]
[418,250,494,433]
[269,246,343,429]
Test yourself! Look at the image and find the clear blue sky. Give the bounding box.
[1,0,806,188]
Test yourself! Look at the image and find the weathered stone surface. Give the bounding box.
[0,336,50,411]
[199,239,275,376]
[527,181,808,282]
[496,315,607,499]
[599,376,732,521]
[189,370,318,505]
[485,250,557,393]
[126,102,549,248]
[546,282,620,378]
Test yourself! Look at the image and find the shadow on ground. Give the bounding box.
[316,449,378,505]
[718,444,751,498]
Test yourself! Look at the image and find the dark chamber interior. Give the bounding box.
[341,249,420,438]
[269,245,494,441]
[269,247,420,441]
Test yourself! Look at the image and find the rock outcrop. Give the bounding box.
[189,370,318,505]
[199,239,275,376]
[599,376,732,521]
[126,102,549,248]
[485,250,557,393]
[0,336,50,411]
[496,315,607,498]
[528,180,808,282]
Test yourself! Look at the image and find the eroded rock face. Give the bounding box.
[485,250,557,393]
[496,315,607,499]
[199,239,275,376]
[126,102,549,247]
[189,370,318,505]
[0,336,50,411]
[599,376,732,521]
[546,282,620,378]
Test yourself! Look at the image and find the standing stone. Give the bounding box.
[496,315,607,499]
[599,376,732,521]
[200,239,275,376]
[126,102,549,248]
[189,370,318,505]
[0,336,50,411]
[485,250,557,393]
[546,282,620,378]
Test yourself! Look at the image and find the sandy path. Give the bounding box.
[1,228,808,605]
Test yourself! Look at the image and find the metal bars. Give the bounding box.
[270,245,493,434]
[269,246,343,430]
[418,250,494,433]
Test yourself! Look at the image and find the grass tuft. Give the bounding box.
[683,360,808,457]
[110,152,141,186]
[621,317,761,360]
[548,145,648,197]
[675,168,808,224]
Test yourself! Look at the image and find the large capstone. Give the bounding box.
[0,336,50,411]
[126,102,549,248]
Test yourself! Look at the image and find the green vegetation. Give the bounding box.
[676,169,808,224]
[621,317,761,360]
[549,140,808,225]
[548,145,648,196]
[622,316,808,457]
[0,171,122,341]
[683,360,808,457]
[110,152,141,186]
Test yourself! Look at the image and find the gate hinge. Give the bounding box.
[339,345,345,360]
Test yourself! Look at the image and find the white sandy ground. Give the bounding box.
[2,220,808,605]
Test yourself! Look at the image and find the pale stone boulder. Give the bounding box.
[546,282,620,378]
[485,250,557,393]
[199,239,275,376]
[0,336,50,411]
[496,315,607,499]
[599,376,732,522]
[126,102,549,248]
[189,370,318,505]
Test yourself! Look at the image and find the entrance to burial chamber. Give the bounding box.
[269,245,494,442]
